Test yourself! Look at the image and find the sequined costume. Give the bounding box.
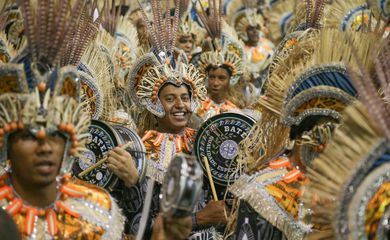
[230,157,310,239]
[0,174,124,239]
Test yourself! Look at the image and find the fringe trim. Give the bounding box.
[145,160,166,184]
[230,173,312,240]
[102,196,126,240]
[188,227,223,240]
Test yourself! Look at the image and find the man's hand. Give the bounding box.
[195,200,228,226]
[106,146,139,187]
[151,215,192,240]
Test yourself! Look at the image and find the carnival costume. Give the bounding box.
[191,0,245,120]
[228,15,380,238]
[303,36,390,239]
[0,1,125,239]
[123,0,209,238]
[226,0,275,79]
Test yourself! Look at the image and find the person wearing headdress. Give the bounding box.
[126,1,227,239]
[303,35,390,239]
[0,0,126,238]
[226,0,275,82]
[191,0,245,121]
[227,1,380,235]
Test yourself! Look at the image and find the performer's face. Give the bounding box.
[177,35,194,58]
[246,25,260,45]
[158,84,192,133]
[207,67,230,103]
[8,130,66,187]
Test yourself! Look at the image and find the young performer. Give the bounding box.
[192,0,245,120]
[0,1,125,238]
[126,1,227,239]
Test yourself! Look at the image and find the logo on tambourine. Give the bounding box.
[73,120,118,189]
[195,113,255,186]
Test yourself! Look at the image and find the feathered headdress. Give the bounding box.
[192,0,244,85]
[325,0,376,31]
[368,0,390,19]
[0,0,94,176]
[240,29,377,173]
[302,33,390,240]
[127,0,206,117]
[288,0,327,31]
[226,0,265,42]
[266,0,296,43]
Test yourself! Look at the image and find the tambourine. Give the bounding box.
[161,154,203,218]
[194,113,255,186]
[72,120,147,191]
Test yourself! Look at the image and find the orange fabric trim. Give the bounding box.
[24,207,37,235]
[283,169,302,184]
[0,186,11,201]
[153,133,164,146]
[60,185,85,198]
[175,135,182,152]
[46,209,58,236]
[6,198,22,216]
[269,157,291,169]
[141,130,154,142]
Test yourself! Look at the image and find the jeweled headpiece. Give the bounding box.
[127,0,206,117]
[0,0,94,176]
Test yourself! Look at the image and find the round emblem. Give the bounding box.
[195,113,255,186]
[73,120,118,190]
[77,150,96,170]
[219,140,239,160]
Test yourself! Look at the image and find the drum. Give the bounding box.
[73,120,147,191]
[161,154,203,218]
[194,113,255,186]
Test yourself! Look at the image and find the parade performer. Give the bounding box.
[0,0,126,238]
[126,1,227,239]
[227,0,275,81]
[228,22,381,238]
[192,0,245,120]
[303,37,390,239]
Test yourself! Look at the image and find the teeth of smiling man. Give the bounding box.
[173,112,185,116]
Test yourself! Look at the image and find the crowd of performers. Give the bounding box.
[0,0,390,239]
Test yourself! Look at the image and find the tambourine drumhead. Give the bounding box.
[161,154,203,218]
[72,120,147,191]
[194,113,255,186]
